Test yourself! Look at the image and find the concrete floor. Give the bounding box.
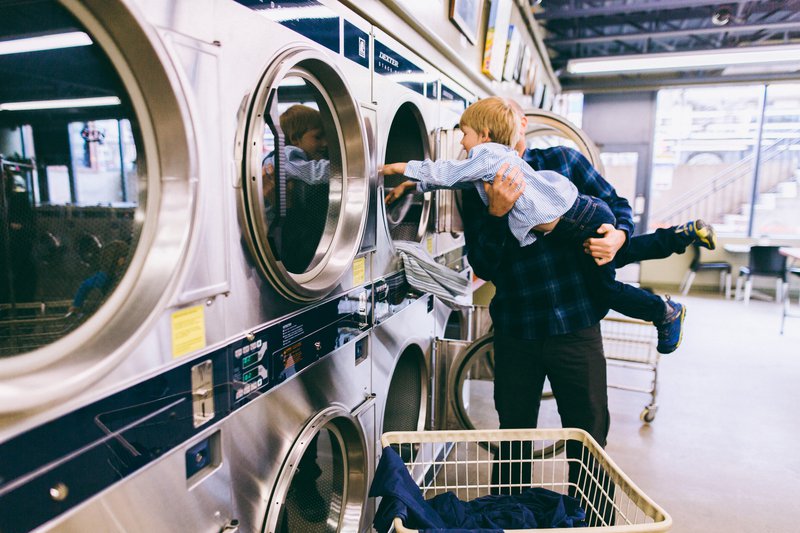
[604,293,800,533]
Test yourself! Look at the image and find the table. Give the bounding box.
[779,247,800,334]
[723,243,752,254]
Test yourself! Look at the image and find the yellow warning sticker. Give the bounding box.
[426,236,434,254]
[171,305,206,358]
[352,256,366,286]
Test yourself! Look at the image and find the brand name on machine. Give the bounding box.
[378,51,399,68]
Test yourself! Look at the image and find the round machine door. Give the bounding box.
[264,408,367,533]
[382,344,428,434]
[523,109,605,175]
[240,50,369,302]
[0,0,196,410]
[448,334,561,433]
[381,102,432,243]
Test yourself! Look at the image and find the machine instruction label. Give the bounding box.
[352,256,366,285]
[171,305,206,358]
[281,321,304,345]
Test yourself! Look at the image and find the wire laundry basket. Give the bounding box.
[381,428,671,532]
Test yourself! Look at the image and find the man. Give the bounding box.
[463,104,712,521]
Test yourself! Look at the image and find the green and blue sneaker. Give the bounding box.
[656,296,686,354]
[676,219,716,250]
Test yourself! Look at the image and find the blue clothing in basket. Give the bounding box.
[370,446,586,532]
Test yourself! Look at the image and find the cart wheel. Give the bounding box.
[640,407,657,423]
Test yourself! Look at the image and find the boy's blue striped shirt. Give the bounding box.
[404,142,578,246]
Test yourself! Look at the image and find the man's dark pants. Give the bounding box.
[491,324,616,524]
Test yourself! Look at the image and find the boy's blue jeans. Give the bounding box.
[552,194,666,323]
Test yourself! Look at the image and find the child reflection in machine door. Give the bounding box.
[68,240,129,317]
[261,104,331,273]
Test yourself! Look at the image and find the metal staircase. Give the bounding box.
[651,132,800,234]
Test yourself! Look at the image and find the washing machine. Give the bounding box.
[429,77,476,261]
[371,289,436,458]
[0,0,240,443]
[0,0,378,531]
[432,109,607,433]
[0,280,374,532]
[217,0,375,333]
[225,322,374,533]
[371,27,441,277]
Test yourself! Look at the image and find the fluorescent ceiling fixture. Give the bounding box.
[0,31,92,56]
[567,45,800,74]
[0,96,121,112]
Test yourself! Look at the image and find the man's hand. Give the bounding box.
[485,163,525,217]
[584,223,626,265]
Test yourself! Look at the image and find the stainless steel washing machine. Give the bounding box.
[0,280,374,532]
[432,109,606,432]
[371,28,441,277]
[225,327,373,533]
[371,290,436,458]
[429,77,476,260]
[217,0,374,329]
[0,0,226,440]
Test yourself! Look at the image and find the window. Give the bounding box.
[648,83,800,238]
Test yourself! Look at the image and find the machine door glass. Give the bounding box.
[267,415,366,533]
[382,344,426,433]
[523,109,605,174]
[243,56,368,302]
[1,1,144,356]
[382,102,431,243]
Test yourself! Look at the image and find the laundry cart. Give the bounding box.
[380,428,671,532]
[600,315,660,423]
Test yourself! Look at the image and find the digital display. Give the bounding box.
[242,367,260,382]
[242,352,259,368]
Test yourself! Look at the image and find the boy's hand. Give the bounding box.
[485,163,525,217]
[384,180,414,204]
[380,162,406,176]
[584,223,626,265]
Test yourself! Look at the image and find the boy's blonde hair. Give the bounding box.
[280,104,323,145]
[459,96,518,147]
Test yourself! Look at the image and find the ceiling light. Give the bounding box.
[712,7,732,26]
[566,44,800,74]
[0,96,121,112]
[0,31,92,56]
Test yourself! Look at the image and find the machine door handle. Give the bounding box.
[350,393,377,417]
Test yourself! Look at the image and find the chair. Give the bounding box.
[735,245,787,305]
[781,265,800,334]
[679,244,732,298]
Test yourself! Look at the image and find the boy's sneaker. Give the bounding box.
[656,296,686,354]
[676,219,716,250]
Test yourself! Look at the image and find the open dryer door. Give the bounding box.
[0,0,197,413]
[239,49,369,302]
[263,407,368,533]
[381,102,433,244]
[522,109,605,174]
